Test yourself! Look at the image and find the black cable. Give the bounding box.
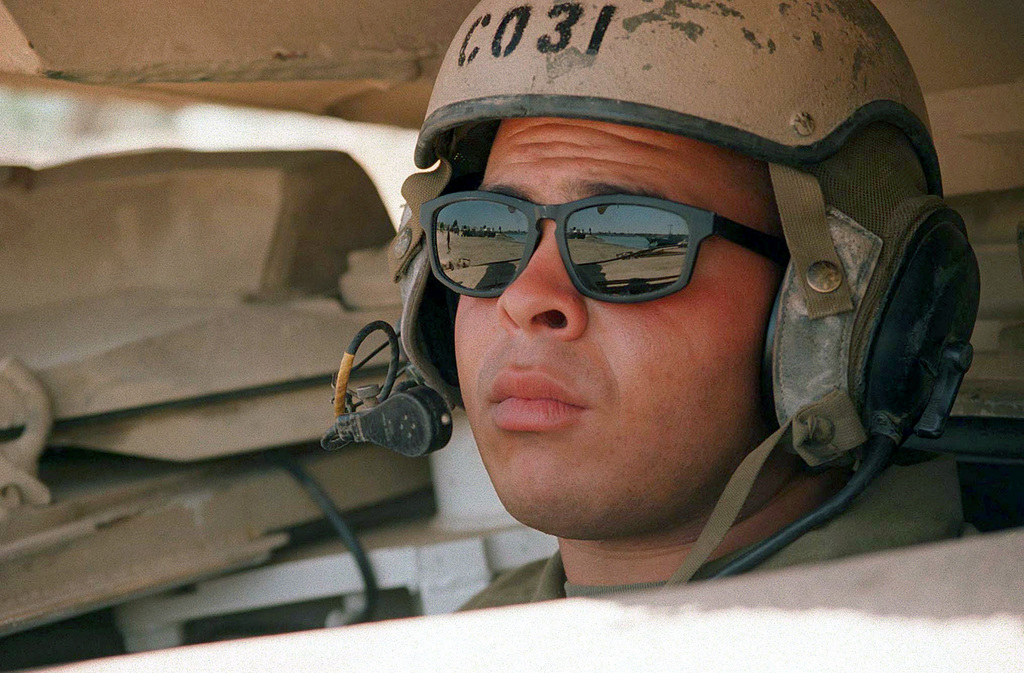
[709,433,897,579]
[344,321,400,403]
[352,337,390,373]
[268,450,379,624]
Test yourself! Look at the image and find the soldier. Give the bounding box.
[386,0,979,607]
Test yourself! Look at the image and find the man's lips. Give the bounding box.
[488,370,588,431]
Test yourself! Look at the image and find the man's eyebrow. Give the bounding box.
[480,184,531,200]
[479,181,670,201]
[578,181,669,200]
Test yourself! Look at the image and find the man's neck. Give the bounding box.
[557,456,847,586]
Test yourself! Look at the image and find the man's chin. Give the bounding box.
[502,506,610,540]
[495,486,683,542]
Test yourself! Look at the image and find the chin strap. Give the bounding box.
[666,389,867,585]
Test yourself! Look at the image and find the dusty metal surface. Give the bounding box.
[1,0,478,84]
[928,81,1024,197]
[872,1,1024,94]
[44,374,373,461]
[0,294,401,458]
[0,444,431,636]
[0,2,38,75]
[35,530,1024,672]
[113,519,556,650]
[954,352,1024,420]
[631,528,1024,619]
[0,150,393,314]
[0,147,401,459]
[5,296,358,410]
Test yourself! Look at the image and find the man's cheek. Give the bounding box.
[453,298,490,405]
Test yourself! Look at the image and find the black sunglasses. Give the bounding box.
[421,191,789,303]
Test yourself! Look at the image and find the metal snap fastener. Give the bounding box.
[790,111,816,137]
[393,226,412,257]
[809,416,835,445]
[796,414,835,448]
[806,260,842,293]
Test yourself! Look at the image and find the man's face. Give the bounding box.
[454,117,783,541]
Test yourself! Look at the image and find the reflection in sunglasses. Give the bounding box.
[571,235,689,295]
[426,192,787,300]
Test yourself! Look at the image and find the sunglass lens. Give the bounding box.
[565,205,691,297]
[434,200,531,292]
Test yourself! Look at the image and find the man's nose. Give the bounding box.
[497,220,588,338]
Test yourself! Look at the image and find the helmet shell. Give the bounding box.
[397,0,953,429]
[416,0,938,191]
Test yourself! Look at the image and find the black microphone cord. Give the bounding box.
[709,433,896,579]
[267,449,380,624]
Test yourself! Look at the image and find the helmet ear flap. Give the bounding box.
[766,203,884,438]
[766,204,980,458]
[418,274,461,390]
[862,208,980,441]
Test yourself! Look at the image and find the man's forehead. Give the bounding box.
[479,115,779,229]
[481,117,696,202]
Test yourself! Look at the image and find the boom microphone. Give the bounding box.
[321,385,452,457]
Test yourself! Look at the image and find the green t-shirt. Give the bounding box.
[460,456,964,611]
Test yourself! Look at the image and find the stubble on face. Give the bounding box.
[455,117,783,543]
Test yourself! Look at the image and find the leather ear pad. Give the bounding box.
[412,170,481,393]
[417,274,461,388]
[762,208,883,430]
[863,209,980,440]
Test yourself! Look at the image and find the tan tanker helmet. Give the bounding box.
[416,0,936,177]
[388,0,979,579]
[394,0,947,437]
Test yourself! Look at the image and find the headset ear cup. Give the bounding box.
[863,208,980,441]
[767,207,883,437]
[418,274,461,389]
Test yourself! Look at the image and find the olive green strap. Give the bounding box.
[666,421,790,585]
[666,390,867,585]
[791,389,868,467]
[532,550,567,602]
[769,163,854,319]
[388,159,452,281]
